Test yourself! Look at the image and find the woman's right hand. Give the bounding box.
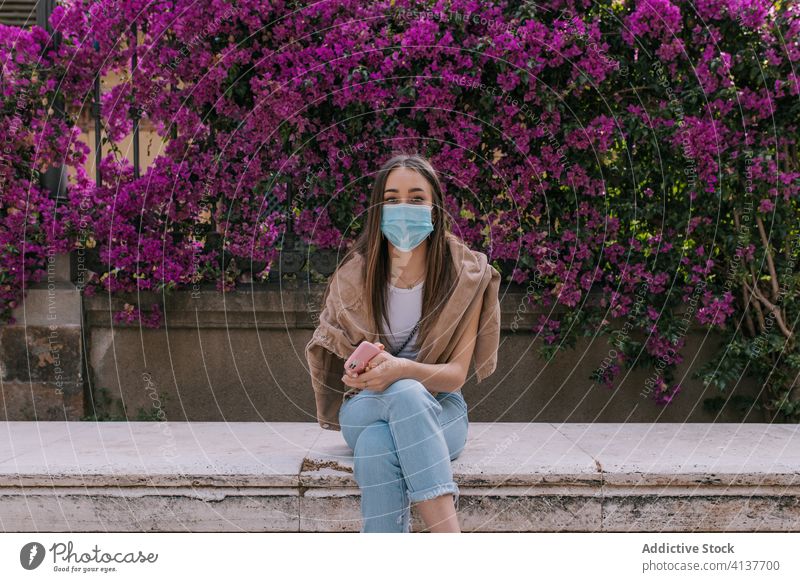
[342,345,407,393]
[342,343,385,397]
[364,342,385,372]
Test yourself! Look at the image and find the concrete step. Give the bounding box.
[1,421,799,532]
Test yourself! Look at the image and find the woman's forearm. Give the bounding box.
[398,359,463,393]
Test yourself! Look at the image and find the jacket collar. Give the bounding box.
[327,232,490,364]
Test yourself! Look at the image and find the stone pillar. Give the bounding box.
[0,253,84,420]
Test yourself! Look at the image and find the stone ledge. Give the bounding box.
[1,421,798,532]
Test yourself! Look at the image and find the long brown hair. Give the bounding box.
[332,153,457,350]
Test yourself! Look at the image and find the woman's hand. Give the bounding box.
[342,342,407,393]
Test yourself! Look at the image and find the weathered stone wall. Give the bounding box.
[78,282,758,423]
[1,255,83,420]
[1,258,760,422]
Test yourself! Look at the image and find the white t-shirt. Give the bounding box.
[380,279,423,359]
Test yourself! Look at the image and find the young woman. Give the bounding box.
[307,153,500,533]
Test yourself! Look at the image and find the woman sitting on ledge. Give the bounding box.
[305,153,501,533]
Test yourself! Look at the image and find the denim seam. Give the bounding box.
[437,394,468,414]
[441,414,468,432]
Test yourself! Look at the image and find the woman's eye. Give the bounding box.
[383,197,425,204]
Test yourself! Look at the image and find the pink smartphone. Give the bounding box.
[344,340,382,374]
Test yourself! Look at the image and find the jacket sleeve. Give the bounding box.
[309,299,353,362]
[304,280,358,431]
[474,262,501,383]
[305,344,346,430]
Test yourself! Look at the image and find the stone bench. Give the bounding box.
[1,421,798,532]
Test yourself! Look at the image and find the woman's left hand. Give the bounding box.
[342,343,407,392]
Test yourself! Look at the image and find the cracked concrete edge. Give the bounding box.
[547,422,607,531]
[295,428,326,504]
[548,423,605,479]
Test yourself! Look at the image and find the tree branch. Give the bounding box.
[733,209,756,337]
[740,284,756,337]
[748,269,767,332]
[755,215,781,302]
[743,279,793,340]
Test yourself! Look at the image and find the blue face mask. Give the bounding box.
[380,203,434,252]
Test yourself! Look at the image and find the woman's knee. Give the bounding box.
[353,420,395,458]
[384,378,439,409]
[384,377,425,393]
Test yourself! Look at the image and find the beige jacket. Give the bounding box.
[305,232,501,430]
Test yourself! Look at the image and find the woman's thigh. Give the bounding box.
[339,378,417,450]
[435,390,469,460]
[340,380,469,458]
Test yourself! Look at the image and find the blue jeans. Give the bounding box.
[339,377,469,532]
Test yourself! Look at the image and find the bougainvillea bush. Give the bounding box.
[1,0,798,419]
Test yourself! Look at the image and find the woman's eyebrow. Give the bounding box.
[383,187,426,194]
